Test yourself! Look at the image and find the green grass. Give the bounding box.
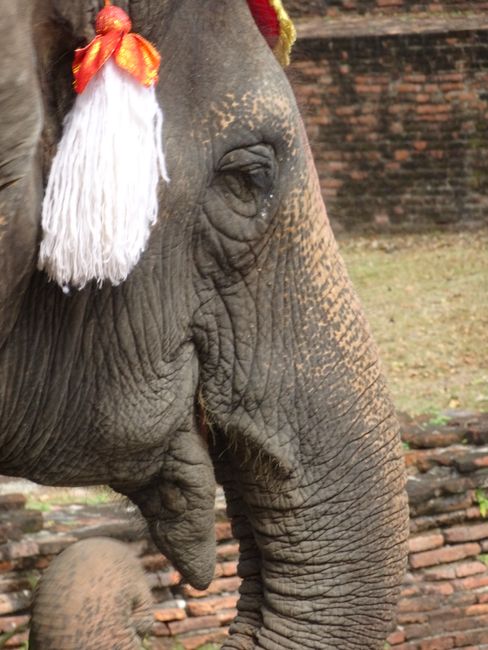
[339,229,488,414]
[26,486,115,511]
[475,488,488,518]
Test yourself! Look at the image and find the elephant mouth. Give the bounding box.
[119,402,219,591]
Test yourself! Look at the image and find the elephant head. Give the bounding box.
[0,1,408,648]
[29,538,153,649]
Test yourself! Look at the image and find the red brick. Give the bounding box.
[442,613,488,633]
[423,582,454,596]
[323,178,343,189]
[446,522,488,543]
[360,115,381,128]
[35,557,50,570]
[395,149,410,161]
[350,170,368,180]
[418,114,450,123]
[153,569,181,588]
[398,596,441,613]
[215,521,233,542]
[465,603,488,616]
[153,604,186,623]
[397,612,429,625]
[182,576,242,599]
[419,636,454,650]
[335,106,356,116]
[168,615,220,635]
[409,533,444,553]
[401,585,421,597]
[405,622,430,640]
[217,608,237,625]
[0,615,29,633]
[179,630,227,650]
[4,631,28,648]
[441,82,464,91]
[355,74,390,84]
[436,73,464,82]
[467,507,486,521]
[454,628,488,646]
[388,629,406,644]
[456,574,488,591]
[151,622,171,637]
[455,561,487,578]
[416,104,451,115]
[0,495,26,511]
[396,83,422,93]
[218,561,238,577]
[216,542,239,560]
[410,543,481,569]
[186,595,238,617]
[355,84,383,94]
[388,103,408,114]
[404,74,427,83]
[1,541,39,560]
[37,535,77,556]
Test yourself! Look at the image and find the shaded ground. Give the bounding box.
[339,228,488,414]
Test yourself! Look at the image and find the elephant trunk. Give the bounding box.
[29,538,153,650]
[205,229,408,649]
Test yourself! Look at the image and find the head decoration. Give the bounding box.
[38,0,295,290]
[247,0,296,66]
[38,0,168,290]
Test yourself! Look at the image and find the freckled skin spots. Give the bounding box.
[0,1,408,648]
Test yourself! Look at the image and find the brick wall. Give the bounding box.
[396,413,488,649]
[2,413,488,649]
[287,10,488,230]
[286,1,488,19]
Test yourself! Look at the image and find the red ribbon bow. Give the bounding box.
[73,1,161,94]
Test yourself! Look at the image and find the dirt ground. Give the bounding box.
[339,227,488,415]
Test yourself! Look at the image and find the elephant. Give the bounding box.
[0,1,409,648]
[29,538,153,650]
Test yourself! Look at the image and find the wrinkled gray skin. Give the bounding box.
[0,0,408,647]
[29,538,153,650]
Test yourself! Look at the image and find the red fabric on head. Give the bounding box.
[247,0,280,50]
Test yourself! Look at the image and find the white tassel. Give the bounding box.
[38,60,168,289]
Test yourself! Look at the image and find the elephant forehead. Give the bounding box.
[205,89,296,139]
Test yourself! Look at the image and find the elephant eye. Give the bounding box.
[215,144,277,218]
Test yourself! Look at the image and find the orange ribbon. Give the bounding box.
[73,2,161,94]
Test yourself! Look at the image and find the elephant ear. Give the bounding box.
[247,0,296,66]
